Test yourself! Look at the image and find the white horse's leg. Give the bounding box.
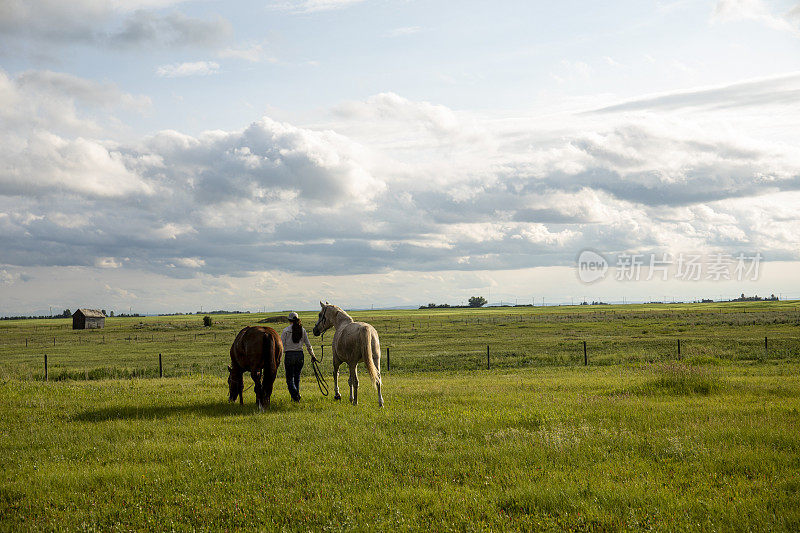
[374,353,384,408]
[348,366,353,403]
[333,355,342,401]
[349,365,358,405]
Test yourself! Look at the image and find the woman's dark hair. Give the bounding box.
[291,319,303,343]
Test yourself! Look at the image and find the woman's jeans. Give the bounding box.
[284,350,304,400]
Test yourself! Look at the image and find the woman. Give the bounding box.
[281,311,317,401]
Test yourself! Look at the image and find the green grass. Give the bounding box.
[633,362,724,396]
[1,301,800,530]
[1,367,799,531]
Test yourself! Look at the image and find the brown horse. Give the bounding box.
[228,326,283,410]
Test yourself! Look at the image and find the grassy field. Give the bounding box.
[1,302,799,530]
[1,300,799,379]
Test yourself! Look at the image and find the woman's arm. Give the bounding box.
[303,329,316,360]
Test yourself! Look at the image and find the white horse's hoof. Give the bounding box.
[334,394,341,400]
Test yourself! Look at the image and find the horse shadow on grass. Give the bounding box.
[73,400,291,423]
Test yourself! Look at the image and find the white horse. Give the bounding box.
[312,301,384,407]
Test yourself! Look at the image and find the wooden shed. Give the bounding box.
[72,309,105,330]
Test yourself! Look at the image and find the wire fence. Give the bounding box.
[2,311,799,382]
[8,337,800,382]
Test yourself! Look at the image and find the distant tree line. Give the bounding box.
[420,296,489,309]
[421,303,453,309]
[158,310,251,316]
[1,314,60,321]
[1,308,112,321]
[732,293,778,302]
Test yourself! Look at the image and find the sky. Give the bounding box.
[1,0,799,315]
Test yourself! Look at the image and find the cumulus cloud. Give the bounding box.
[0,269,22,285]
[332,92,487,152]
[173,257,205,268]
[1,132,154,197]
[1,71,799,279]
[16,70,151,110]
[95,257,122,268]
[0,69,154,198]
[0,68,151,137]
[156,61,220,77]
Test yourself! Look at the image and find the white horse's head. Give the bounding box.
[312,301,334,336]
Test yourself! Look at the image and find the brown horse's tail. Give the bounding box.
[263,331,279,378]
[362,326,379,389]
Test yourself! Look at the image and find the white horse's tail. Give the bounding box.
[361,326,379,389]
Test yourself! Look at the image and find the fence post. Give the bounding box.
[765,336,768,357]
[677,338,681,360]
[386,347,390,372]
[44,353,48,381]
[159,353,163,378]
[53,337,55,346]
[583,341,587,366]
[25,338,28,347]
[487,345,490,370]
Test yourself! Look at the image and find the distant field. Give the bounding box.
[1,302,799,530]
[1,300,799,379]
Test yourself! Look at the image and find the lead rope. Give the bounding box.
[312,332,329,396]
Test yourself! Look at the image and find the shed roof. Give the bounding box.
[74,309,105,318]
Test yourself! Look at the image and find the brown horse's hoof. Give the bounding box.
[334,393,341,400]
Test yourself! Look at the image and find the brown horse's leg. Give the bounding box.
[263,366,276,409]
[253,371,264,410]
